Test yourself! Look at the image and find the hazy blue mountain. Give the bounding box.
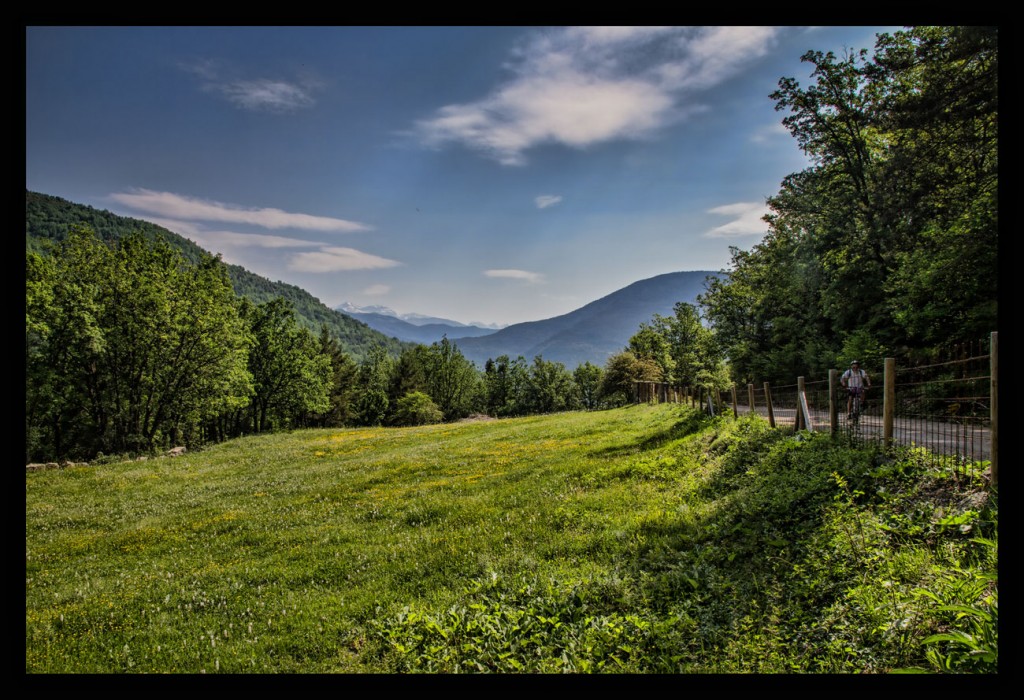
[448,271,722,369]
[337,302,504,329]
[337,309,499,345]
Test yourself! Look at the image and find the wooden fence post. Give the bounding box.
[829,369,839,437]
[748,383,755,415]
[795,377,805,431]
[764,382,775,428]
[990,330,998,488]
[731,385,739,418]
[883,358,895,447]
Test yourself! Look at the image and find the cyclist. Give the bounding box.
[841,360,870,419]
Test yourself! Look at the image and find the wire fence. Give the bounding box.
[635,332,997,486]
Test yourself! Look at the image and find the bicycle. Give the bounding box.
[847,388,865,427]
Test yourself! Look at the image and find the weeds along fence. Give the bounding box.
[634,331,997,487]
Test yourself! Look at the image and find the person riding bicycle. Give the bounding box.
[841,360,870,419]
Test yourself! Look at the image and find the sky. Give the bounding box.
[25,25,901,327]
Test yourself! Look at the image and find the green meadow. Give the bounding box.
[26,404,997,673]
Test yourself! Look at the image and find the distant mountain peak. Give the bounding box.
[336,303,503,329]
[448,270,722,369]
[336,302,400,317]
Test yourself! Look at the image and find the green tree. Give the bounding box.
[424,337,482,421]
[389,345,432,408]
[628,324,675,382]
[523,356,577,414]
[871,26,998,351]
[483,355,530,417]
[573,361,605,410]
[355,344,395,426]
[658,302,730,391]
[242,297,331,433]
[26,226,252,460]
[26,229,109,460]
[700,26,996,380]
[600,350,661,406]
[313,325,361,427]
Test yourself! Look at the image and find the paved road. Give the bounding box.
[725,404,991,463]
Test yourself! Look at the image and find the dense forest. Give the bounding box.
[25,26,996,463]
[698,26,997,385]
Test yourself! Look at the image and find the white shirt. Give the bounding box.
[842,368,868,389]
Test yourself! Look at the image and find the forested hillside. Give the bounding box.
[25,191,407,362]
[24,27,997,466]
[698,26,997,385]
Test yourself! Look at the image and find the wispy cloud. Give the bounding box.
[217,79,316,112]
[110,200,395,274]
[363,284,391,296]
[484,268,545,283]
[289,247,403,272]
[414,26,781,165]
[181,59,320,112]
[110,189,370,232]
[191,231,324,249]
[535,195,563,209]
[704,201,769,238]
[749,120,790,144]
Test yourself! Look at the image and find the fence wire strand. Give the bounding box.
[638,338,993,480]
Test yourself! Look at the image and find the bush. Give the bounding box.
[391,391,444,426]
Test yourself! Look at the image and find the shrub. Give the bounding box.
[391,391,444,426]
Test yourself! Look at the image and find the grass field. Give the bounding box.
[25,404,997,673]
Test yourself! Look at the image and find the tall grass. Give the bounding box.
[25,404,996,673]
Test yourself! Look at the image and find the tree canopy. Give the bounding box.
[699,26,997,384]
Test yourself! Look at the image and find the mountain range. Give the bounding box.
[441,271,721,369]
[26,190,721,370]
[336,302,504,329]
[335,304,504,345]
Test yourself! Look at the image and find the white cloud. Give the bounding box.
[414,26,782,165]
[750,120,790,144]
[484,268,544,283]
[535,195,563,209]
[104,201,394,275]
[704,201,770,238]
[127,215,203,238]
[656,26,779,90]
[181,60,320,112]
[191,231,323,249]
[217,79,316,112]
[109,216,313,249]
[289,246,403,272]
[363,284,391,296]
[109,189,370,232]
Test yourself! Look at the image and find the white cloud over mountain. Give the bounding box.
[414,26,781,165]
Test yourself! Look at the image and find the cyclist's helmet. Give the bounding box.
[851,360,860,366]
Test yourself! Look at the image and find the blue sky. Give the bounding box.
[26,25,899,326]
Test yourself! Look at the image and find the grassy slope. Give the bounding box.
[25,405,997,674]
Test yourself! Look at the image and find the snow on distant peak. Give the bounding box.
[336,302,399,318]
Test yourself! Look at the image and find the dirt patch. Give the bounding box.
[457,413,498,423]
